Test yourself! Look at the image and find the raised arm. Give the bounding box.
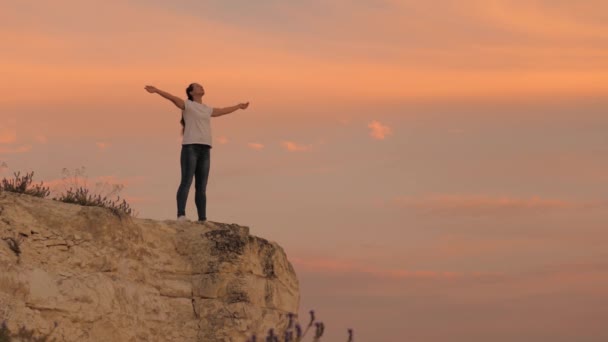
[211,102,250,117]
[144,85,185,110]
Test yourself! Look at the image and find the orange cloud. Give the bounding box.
[35,135,48,144]
[392,194,603,216]
[295,256,608,300]
[247,142,264,150]
[493,151,608,184]
[480,261,608,299]
[427,235,550,260]
[338,118,351,125]
[96,142,110,151]
[1,1,607,111]
[0,128,16,144]
[368,120,392,140]
[281,141,312,152]
[477,1,608,40]
[0,145,31,154]
[292,257,501,281]
[216,136,229,144]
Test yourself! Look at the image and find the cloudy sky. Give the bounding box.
[2,1,608,340]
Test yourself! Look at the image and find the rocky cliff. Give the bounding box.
[0,191,299,341]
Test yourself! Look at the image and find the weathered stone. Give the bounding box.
[0,192,299,341]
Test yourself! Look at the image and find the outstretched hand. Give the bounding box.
[144,85,158,93]
[239,102,250,110]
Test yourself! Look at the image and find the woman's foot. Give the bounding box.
[177,215,190,222]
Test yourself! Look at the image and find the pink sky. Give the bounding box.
[2,1,608,340]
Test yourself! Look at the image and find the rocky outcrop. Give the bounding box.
[0,192,299,341]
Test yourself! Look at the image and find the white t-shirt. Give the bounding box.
[182,99,213,146]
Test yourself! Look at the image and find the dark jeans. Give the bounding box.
[176,144,211,220]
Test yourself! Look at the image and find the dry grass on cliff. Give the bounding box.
[53,187,133,217]
[0,170,134,217]
[0,172,50,198]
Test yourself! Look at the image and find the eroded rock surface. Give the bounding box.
[0,192,299,341]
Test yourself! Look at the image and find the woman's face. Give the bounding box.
[191,83,205,96]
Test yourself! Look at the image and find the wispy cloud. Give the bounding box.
[368,120,392,140]
[0,129,29,153]
[35,135,48,144]
[476,1,608,40]
[96,142,110,151]
[0,145,31,154]
[391,194,603,216]
[281,141,313,152]
[0,128,16,144]
[427,235,554,260]
[339,117,352,125]
[292,256,501,281]
[247,142,264,150]
[216,136,229,144]
[296,256,608,301]
[2,0,608,109]
[499,151,608,183]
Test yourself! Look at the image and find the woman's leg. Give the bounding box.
[194,145,211,221]
[176,144,197,218]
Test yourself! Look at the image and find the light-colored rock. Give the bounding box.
[0,192,300,341]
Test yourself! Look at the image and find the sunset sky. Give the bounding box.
[2,0,608,340]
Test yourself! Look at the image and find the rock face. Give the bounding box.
[0,192,299,341]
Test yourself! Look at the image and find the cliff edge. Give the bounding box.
[0,191,299,341]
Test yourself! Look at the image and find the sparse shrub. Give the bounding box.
[54,187,133,217]
[51,167,136,217]
[0,172,50,198]
[56,167,125,200]
[246,310,352,342]
[0,321,55,342]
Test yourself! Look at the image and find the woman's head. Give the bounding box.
[186,83,205,100]
[182,82,206,134]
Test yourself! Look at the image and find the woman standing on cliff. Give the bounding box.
[144,83,249,222]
